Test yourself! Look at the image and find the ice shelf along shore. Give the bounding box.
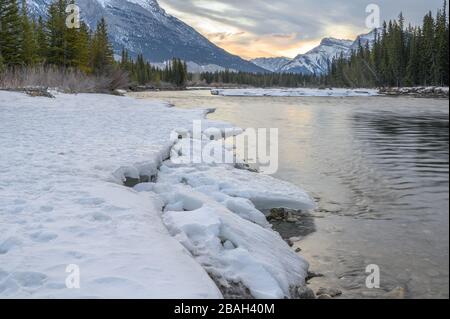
[0,91,314,299]
[210,88,379,97]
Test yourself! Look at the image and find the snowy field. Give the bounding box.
[211,88,379,97]
[0,91,314,299]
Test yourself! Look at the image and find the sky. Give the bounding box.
[158,0,447,59]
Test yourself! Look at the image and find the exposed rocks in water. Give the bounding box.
[385,286,406,299]
[208,273,255,299]
[306,271,325,282]
[234,162,259,173]
[266,208,316,241]
[124,175,157,188]
[319,203,342,213]
[316,287,343,298]
[295,286,316,299]
[379,86,449,98]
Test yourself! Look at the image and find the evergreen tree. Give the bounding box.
[46,0,68,66]
[35,16,48,64]
[0,0,23,65]
[0,53,4,72]
[20,0,38,65]
[435,0,449,85]
[72,22,91,72]
[90,17,114,75]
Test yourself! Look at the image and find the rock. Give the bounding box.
[295,247,302,253]
[289,236,302,243]
[124,177,140,188]
[306,271,324,282]
[316,287,342,297]
[297,286,316,299]
[317,294,332,299]
[385,286,406,299]
[286,239,294,247]
[286,217,298,223]
[320,203,341,213]
[23,87,55,98]
[112,89,127,96]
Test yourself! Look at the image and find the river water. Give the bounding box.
[131,90,449,299]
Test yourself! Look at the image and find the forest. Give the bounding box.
[1,0,448,90]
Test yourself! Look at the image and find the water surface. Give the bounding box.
[132,90,449,299]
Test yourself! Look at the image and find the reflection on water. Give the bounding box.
[132,90,449,299]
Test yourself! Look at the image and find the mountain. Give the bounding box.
[26,0,265,73]
[251,29,382,75]
[279,38,353,75]
[350,28,382,51]
[250,57,292,73]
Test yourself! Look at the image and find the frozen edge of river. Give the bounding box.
[0,91,314,299]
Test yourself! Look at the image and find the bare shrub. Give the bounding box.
[0,66,130,93]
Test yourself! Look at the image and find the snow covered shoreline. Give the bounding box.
[0,91,314,299]
[210,88,379,97]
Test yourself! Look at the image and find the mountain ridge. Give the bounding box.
[251,29,381,75]
[26,0,266,73]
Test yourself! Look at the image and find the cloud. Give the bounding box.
[159,0,447,58]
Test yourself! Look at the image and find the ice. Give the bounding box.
[145,184,310,299]
[211,88,379,97]
[0,91,221,298]
[0,90,313,299]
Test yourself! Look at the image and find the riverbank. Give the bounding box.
[0,90,317,299]
[131,90,449,299]
[379,86,449,98]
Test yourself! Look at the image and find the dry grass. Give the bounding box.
[0,66,130,93]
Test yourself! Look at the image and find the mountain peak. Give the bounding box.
[320,37,353,47]
[27,0,265,72]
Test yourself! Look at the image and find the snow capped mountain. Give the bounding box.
[26,0,265,73]
[350,28,382,51]
[251,29,383,75]
[250,57,292,73]
[279,38,353,75]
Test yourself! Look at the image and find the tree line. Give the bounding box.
[1,0,448,89]
[0,0,189,88]
[197,69,321,88]
[120,49,188,87]
[0,0,114,75]
[327,1,449,87]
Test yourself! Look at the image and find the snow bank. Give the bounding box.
[134,136,314,299]
[211,88,379,97]
[0,90,313,299]
[0,91,221,298]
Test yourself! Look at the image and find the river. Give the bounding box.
[131,90,449,299]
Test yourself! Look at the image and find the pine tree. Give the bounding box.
[90,17,114,75]
[0,0,23,65]
[421,11,436,85]
[435,0,449,85]
[46,0,68,66]
[72,22,91,72]
[0,53,5,72]
[36,16,48,64]
[20,0,38,65]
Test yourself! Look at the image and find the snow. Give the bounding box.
[280,38,353,74]
[211,88,379,97]
[251,57,292,73]
[0,90,313,299]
